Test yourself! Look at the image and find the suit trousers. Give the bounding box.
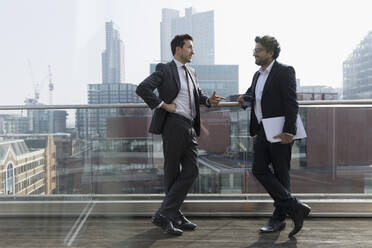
[252,127,295,220]
[158,113,199,219]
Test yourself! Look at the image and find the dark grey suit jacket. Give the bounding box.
[246,61,299,137]
[136,60,209,136]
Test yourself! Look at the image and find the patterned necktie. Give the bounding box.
[182,65,195,119]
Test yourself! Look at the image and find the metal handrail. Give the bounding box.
[1,99,372,110]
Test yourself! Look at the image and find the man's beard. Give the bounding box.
[255,57,268,66]
[184,55,192,63]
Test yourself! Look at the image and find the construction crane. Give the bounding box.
[48,65,54,105]
[24,60,54,105]
[24,59,38,105]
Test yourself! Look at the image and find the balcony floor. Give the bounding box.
[0,217,371,247]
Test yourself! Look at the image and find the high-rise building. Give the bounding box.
[189,65,238,97]
[150,64,238,98]
[76,21,142,138]
[87,83,141,104]
[161,7,214,65]
[343,31,372,99]
[161,9,180,63]
[102,21,125,84]
[158,8,238,97]
[27,109,67,134]
[76,83,142,138]
[0,110,67,135]
[0,115,28,134]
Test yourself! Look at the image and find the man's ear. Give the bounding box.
[175,46,181,54]
[268,51,274,59]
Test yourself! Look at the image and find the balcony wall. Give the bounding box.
[0,102,372,216]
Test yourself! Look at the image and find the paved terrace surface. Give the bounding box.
[0,217,371,247]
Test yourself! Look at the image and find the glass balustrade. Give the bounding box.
[1,103,371,200]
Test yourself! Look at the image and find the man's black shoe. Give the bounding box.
[288,202,311,237]
[260,219,286,233]
[152,214,183,236]
[174,216,197,231]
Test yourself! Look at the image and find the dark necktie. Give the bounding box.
[182,65,195,119]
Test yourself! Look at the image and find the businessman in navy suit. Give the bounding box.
[136,34,224,235]
[238,36,311,237]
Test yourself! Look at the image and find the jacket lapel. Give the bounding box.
[170,60,181,92]
[262,60,279,97]
[185,65,199,97]
[251,71,260,99]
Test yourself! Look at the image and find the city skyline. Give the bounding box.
[1,0,372,105]
[343,31,372,99]
[102,21,125,84]
[161,7,215,64]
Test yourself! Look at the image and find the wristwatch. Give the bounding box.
[206,98,212,107]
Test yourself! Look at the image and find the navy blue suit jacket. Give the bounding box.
[136,60,209,136]
[246,61,298,137]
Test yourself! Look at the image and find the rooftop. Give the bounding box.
[1,216,371,247]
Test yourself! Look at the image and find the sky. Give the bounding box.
[0,0,372,105]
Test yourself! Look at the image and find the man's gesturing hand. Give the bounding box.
[209,91,226,106]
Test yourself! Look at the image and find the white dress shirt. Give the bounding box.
[254,60,275,124]
[157,59,196,120]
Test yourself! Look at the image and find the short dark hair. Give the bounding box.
[171,34,193,55]
[255,35,281,59]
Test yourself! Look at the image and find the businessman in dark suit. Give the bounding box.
[136,34,225,236]
[238,36,311,238]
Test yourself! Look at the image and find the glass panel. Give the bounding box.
[196,106,372,194]
[0,109,94,199]
[2,105,372,196]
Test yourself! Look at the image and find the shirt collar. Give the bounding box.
[173,58,186,68]
[259,59,275,74]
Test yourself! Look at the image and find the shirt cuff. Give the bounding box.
[156,101,164,109]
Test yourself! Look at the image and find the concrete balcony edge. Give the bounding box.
[1,194,372,217]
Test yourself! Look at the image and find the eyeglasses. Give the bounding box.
[253,48,265,53]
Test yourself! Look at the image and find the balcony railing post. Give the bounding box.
[332,107,336,180]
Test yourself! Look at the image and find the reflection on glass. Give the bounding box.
[1,106,372,196]
[6,163,14,195]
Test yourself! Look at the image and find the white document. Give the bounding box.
[261,115,307,143]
